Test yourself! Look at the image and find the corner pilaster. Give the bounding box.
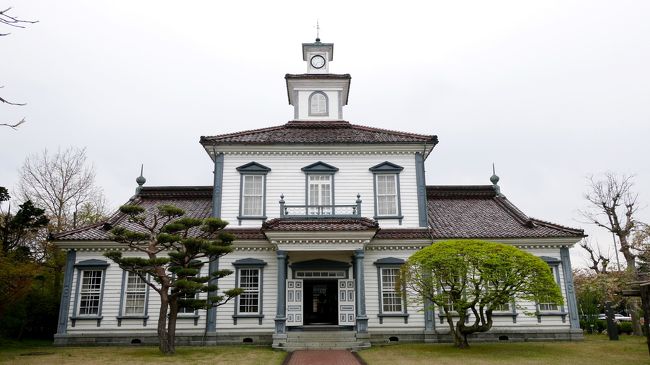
[560,247,580,329]
[56,250,76,334]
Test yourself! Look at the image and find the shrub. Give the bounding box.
[618,322,633,335]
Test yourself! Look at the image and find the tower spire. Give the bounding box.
[490,163,502,197]
[315,20,320,42]
[136,164,146,194]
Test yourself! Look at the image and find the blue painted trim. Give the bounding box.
[207,257,219,332]
[56,250,76,334]
[414,153,428,227]
[561,247,580,329]
[236,161,271,173]
[233,258,268,267]
[354,250,368,333]
[369,161,404,172]
[117,270,127,326]
[212,153,224,218]
[74,259,109,268]
[275,251,287,334]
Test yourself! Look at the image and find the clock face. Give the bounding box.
[310,55,326,69]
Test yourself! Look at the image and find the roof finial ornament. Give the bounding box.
[136,164,146,194]
[315,19,321,42]
[490,163,502,197]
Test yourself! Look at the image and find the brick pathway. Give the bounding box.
[285,350,364,365]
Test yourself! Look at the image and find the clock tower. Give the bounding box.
[285,38,351,121]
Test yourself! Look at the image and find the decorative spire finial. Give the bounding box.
[315,19,321,42]
[490,163,502,196]
[136,164,146,194]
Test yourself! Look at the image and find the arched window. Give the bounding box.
[309,91,328,116]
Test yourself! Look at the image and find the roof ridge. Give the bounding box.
[200,124,288,141]
[51,221,107,239]
[493,196,534,227]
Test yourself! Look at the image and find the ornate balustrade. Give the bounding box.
[279,194,362,218]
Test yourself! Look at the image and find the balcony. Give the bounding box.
[279,194,362,218]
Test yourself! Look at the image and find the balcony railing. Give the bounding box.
[279,194,362,218]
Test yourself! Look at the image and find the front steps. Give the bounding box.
[274,330,371,351]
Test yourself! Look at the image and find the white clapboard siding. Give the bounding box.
[220,153,420,228]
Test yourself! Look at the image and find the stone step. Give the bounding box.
[283,342,371,351]
[287,332,356,340]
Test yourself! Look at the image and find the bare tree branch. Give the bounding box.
[0,118,26,130]
[580,238,610,274]
[0,7,38,31]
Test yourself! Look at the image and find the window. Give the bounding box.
[178,292,197,314]
[238,268,260,314]
[242,175,263,216]
[78,270,103,315]
[309,91,328,116]
[236,162,271,221]
[232,258,266,325]
[302,162,338,215]
[381,268,402,313]
[369,162,403,220]
[374,257,408,324]
[538,263,561,312]
[309,175,332,209]
[123,272,147,315]
[376,175,398,215]
[71,259,109,327]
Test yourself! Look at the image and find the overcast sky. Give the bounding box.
[2,0,649,267]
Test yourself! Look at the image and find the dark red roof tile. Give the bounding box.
[262,217,379,231]
[200,121,438,145]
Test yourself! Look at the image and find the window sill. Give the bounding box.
[233,314,264,325]
[70,315,103,327]
[536,311,568,324]
[237,216,267,220]
[374,215,404,225]
[176,313,200,325]
[116,315,149,327]
[378,313,408,324]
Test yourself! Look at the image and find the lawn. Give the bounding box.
[359,334,649,365]
[0,335,647,365]
[0,340,286,365]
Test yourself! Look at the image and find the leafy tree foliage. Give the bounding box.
[573,268,629,332]
[401,240,563,348]
[105,204,243,355]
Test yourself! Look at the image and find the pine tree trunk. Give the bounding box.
[167,296,179,355]
[158,288,172,354]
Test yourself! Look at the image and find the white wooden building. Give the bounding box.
[53,39,584,349]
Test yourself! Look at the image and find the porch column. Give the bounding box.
[560,247,580,329]
[56,249,76,335]
[275,250,287,334]
[354,249,368,333]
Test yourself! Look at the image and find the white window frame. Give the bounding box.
[237,268,261,315]
[308,174,332,207]
[380,267,403,313]
[77,269,103,316]
[308,91,328,116]
[376,174,398,216]
[70,259,110,327]
[242,175,264,217]
[232,258,266,325]
[123,271,147,316]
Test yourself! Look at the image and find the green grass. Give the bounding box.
[1,335,648,364]
[358,334,650,365]
[0,340,286,365]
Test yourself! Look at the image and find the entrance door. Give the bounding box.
[286,280,303,326]
[338,279,355,325]
[304,280,338,325]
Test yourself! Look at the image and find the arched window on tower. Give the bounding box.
[309,91,328,116]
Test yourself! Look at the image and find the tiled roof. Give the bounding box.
[262,217,379,231]
[200,121,438,145]
[54,185,584,242]
[426,185,584,239]
[53,186,214,241]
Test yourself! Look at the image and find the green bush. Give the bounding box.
[595,320,607,333]
[618,321,633,335]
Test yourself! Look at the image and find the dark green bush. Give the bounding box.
[618,321,633,335]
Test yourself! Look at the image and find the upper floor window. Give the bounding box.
[369,162,404,221]
[309,91,328,116]
[302,161,339,215]
[236,162,271,221]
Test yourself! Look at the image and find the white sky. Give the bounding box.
[2,0,649,267]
